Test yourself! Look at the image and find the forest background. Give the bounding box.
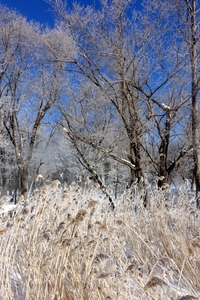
[0,0,200,208]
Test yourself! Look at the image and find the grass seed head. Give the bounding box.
[115,220,124,226]
[87,200,99,208]
[144,276,169,290]
[192,236,200,248]
[101,218,107,231]
[178,296,198,300]
[74,209,87,223]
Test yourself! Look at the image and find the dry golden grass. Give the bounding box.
[0,181,199,299]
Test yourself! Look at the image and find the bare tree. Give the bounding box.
[46,0,155,188]
[0,5,69,199]
[162,0,200,207]
[59,81,125,200]
[45,0,193,195]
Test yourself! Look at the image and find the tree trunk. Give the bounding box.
[19,163,29,200]
[157,111,170,187]
[130,141,143,183]
[129,137,147,206]
[0,149,7,196]
[190,0,200,208]
[1,167,7,196]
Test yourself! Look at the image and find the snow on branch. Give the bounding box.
[63,127,136,170]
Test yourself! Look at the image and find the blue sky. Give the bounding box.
[0,0,95,27]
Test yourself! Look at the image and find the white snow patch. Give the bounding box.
[0,203,16,216]
[161,103,171,110]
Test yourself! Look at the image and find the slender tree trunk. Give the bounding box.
[190,0,200,208]
[130,140,143,183]
[129,135,147,206]
[157,111,170,187]
[0,149,7,196]
[72,139,115,210]
[19,163,29,200]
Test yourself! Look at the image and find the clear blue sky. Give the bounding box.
[0,0,95,27]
